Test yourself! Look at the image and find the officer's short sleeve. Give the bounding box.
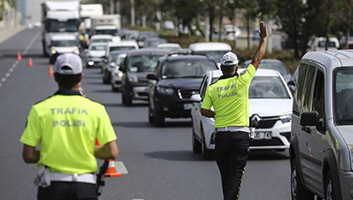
[20,107,42,147]
[201,88,212,110]
[96,107,117,145]
[238,64,256,85]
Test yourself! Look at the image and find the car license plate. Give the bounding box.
[183,103,192,110]
[253,131,272,140]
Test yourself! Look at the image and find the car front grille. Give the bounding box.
[250,138,284,146]
[178,89,198,99]
[257,117,280,129]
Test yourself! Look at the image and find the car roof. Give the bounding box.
[107,41,138,47]
[126,48,169,56]
[51,34,76,40]
[110,50,129,55]
[91,35,113,39]
[208,69,281,79]
[164,54,213,61]
[90,42,107,46]
[189,42,231,51]
[157,43,181,48]
[302,50,353,69]
[243,59,284,65]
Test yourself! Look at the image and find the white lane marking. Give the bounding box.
[0,83,2,87]
[22,31,40,55]
[9,68,14,72]
[5,73,10,77]
[1,78,6,82]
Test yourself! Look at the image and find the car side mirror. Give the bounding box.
[146,74,158,80]
[119,64,126,72]
[300,112,319,127]
[287,80,295,86]
[190,94,201,102]
[110,62,116,68]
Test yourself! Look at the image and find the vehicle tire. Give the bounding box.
[111,85,119,92]
[152,106,164,127]
[103,71,109,84]
[192,125,201,153]
[201,125,213,160]
[122,93,132,106]
[291,158,315,200]
[325,171,338,200]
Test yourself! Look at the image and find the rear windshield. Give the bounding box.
[110,46,136,51]
[127,54,164,72]
[161,60,218,79]
[52,40,78,47]
[335,68,353,125]
[249,76,290,99]
[91,45,106,51]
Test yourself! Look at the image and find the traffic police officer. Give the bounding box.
[20,53,118,200]
[201,22,268,200]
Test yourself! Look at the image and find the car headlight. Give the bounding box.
[87,61,94,66]
[280,113,292,123]
[128,75,138,82]
[118,72,123,78]
[156,86,174,95]
[51,49,57,54]
[73,48,80,54]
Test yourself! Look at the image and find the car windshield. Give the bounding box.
[91,45,106,51]
[47,19,79,32]
[108,54,120,63]
[110,46,136,51]
[52,40,78,47]
[334,68,353,125]
[96,29,118,36]
[249,76,290,99]
[259,61,289,76]
[127,54,163,72]
[318,41,337,48]
[162,60,218,79]
[193,51,228,63]
[92,39,111,43]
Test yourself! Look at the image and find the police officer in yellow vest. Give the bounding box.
[20,53,118,200]
[201,22,268,200]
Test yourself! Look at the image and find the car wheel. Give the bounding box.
[192,125,201,153]
[325,171,337,200]
[291,158,314,200]
[201,125,213,160]
[152,104,164,127]
[121,90,132,106]
[111,85,119,92]
[103,71,109,84]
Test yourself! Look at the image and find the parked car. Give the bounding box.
[85,42,107,68]
[111,53,127,92]
[49,34,80,64]
[119,49,169,106]
[308,37,340,51]
[146,54,219,126]
[191,69,293,159]
[102,50,128,84]
[157,43,182,52]
[189,42,231,65]
[243,59,292,83]
[290,50,353,200]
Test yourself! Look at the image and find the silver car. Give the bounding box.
[290,50,353,200]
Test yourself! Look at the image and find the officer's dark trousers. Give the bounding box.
[215,131,250,200]
[37,181,98,200]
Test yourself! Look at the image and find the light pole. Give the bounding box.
[130,0,135,26]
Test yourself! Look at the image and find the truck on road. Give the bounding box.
[90,15,121,37]
[41,1,81,56]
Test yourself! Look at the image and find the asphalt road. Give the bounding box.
[0,28,291,200]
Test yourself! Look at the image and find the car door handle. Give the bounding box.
[302,126,311,134]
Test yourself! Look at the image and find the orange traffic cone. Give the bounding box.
[28,57,33,67]
[105,160,122,177]
[17,52,22,61]
[48,64,54,76]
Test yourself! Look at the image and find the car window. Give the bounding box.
[127,54,164,73]
[193,51,228,63]
[110,46,136,51]
[91,45,106,51]
[200,76,208,99]
[302,65,316,111]
[335,68,353,124]
[161,60,218,79]
[92,39,111,43]
[249,76,290,99]
[295,64,307,104]
[52,40,78,47]
[312,69,325,120]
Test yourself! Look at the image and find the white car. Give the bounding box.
[85,42,107,68]
[90,34,113,44]
[189,42,231,66]
[110,53,127,92]
[105,41,139,58]
[191,69,293,159]
[49,34,80,64]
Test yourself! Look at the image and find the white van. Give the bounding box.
[189,42,231,65]
[308,37,340,51]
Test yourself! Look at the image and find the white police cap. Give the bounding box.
[220,52,239,66]
[54,53,83,75]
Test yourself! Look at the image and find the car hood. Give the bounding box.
[53,47,77,53]
[249,99,292,117]
[336,126,353,146]
[157,78,202,89]
[89,51,105,57]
